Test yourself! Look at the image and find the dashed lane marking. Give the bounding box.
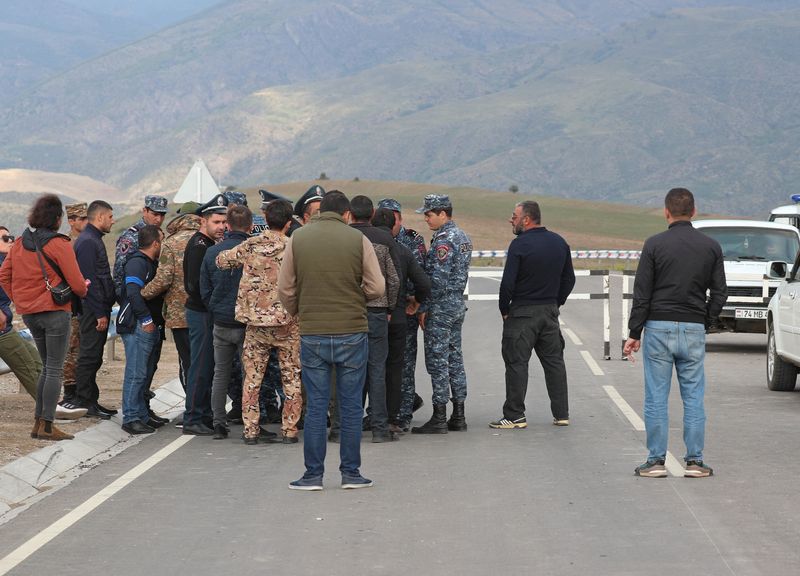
[602,385,684,477]
[580,350,604,376]
[0,435,195,576]
[563,327,582,346]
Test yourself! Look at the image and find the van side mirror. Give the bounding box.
[769,261,788,278]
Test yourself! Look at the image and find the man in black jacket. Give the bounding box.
[118,225,164,435]
[182,194,228,435]
[71,200,117,419]
[624,188,727,478]
[371,208,431,433]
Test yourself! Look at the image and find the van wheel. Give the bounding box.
[767,324,798,391]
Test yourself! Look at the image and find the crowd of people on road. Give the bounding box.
[0,185,722,485]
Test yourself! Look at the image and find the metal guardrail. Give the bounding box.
[472,249,642,260]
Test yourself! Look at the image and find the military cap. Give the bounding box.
[144,195,169,213]
[65,202,88,219]
[223,190,248,206]
[195,193,229,216]
[377,198,402,213]
[177,201,201,214]
[259,189,290,209]
[293,185,326,217]
[416,194,451,213]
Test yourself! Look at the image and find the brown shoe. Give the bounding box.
[36,420,74,441]
[30,417,41,439]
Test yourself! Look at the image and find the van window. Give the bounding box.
[698,227,800,263]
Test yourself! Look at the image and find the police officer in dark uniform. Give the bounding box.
[182,194,228,435]
[412,194,472,434]
[113,195,168,300]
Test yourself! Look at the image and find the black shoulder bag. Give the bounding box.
[31,232,76,307]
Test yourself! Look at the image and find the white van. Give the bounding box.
[693,220,800,333]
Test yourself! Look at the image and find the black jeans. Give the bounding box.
[386,321,407,422]
[501,304,568,420]
[74,311,109,407]
[23,310,71,422]
[172,327,190,391]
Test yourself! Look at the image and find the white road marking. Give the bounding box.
[563,327,582,346]
[602,385,644,430]
[465,294,499,301]
[580,350,604,376]
[602,385,685,477]
[0,435,194,576]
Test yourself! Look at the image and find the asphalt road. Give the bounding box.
[0,273,798,575]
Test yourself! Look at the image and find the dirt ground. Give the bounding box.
[0,341,180,468]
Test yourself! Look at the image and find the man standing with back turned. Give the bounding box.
[623,188,727,478]
[279,190,385,491]
[490,200,575,430]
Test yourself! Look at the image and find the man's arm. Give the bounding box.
[407,254,431,304]
[125,259,154,331]
[361,236,385,301]
[384,247,400,309]
[557,244,576,307]
[216,242,247,270]
[277,239,298,316]
[706,245,728,323]
[199,254,214,310]
[628,241,655,340]
[184,242,206,303]
[141,244,174,300]
[75,239,103,318]
[498,240,519,317]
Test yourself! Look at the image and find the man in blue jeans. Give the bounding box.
[624,188,727,478]
[278,190,385,491]
[117,225,165,435]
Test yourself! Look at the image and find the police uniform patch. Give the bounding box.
[436,245,450,261]
[459,243,472,254]
[118,239,132,254]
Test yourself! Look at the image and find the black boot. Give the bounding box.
[411,404,448,434]
[447,400,467,431]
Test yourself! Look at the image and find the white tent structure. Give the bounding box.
[172,160,220,203]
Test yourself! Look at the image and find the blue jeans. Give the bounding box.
[642,320,706,462]
[185,308,214,426]
[300,333,368,480]
[121,325,159,425]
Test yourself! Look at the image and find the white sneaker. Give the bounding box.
[55,404,88,420]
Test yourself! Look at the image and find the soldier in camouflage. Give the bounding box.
[113,195,168,301]
[141,202,200,389]
[377,198,428,430]
[61,202,88,402]
[215,199,302,444]
[411,194,472,434]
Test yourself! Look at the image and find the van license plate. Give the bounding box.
[735,308,768,320]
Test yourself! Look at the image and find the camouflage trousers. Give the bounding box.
[241,323,302,439]
[423,301,467,406]
[62,315,81,390]
[398,314,420,421]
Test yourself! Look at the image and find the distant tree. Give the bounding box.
[509,184,519,194]
[318,172,329,180]
[353,176,360,182]
[224,185,238,192]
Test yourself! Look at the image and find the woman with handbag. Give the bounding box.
[0,195,88,440]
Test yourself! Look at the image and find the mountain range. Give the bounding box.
[1,0,799,215]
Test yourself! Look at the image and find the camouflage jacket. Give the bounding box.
[113,217,146,299]
[215,229,296,328]
[140,214,200,329]
[426,220,472,304]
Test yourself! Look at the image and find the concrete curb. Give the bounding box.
[0,378,185,524]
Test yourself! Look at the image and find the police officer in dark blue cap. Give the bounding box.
[293,185,325,226]
[182,193,229,435]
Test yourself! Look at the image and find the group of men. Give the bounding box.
[2,183,720,485]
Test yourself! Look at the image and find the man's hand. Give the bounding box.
[623,337,640,363]
[142,322,156,333]
[502,314,508,321]
[0,311,7,332]
[96,316,109,331]
[405,298,420,316]
[418,311,427,330]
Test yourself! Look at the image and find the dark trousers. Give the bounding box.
[501,303,568,421]
[74,312,109,407]
[185,309,214,426]
[172,327,190,391]
[386,321,407,422]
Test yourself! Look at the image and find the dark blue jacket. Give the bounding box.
[200,231,248,328]
[74,223,116,318]
[0,253,12,336]
[499,227,575,316]
[116,251,163,334]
